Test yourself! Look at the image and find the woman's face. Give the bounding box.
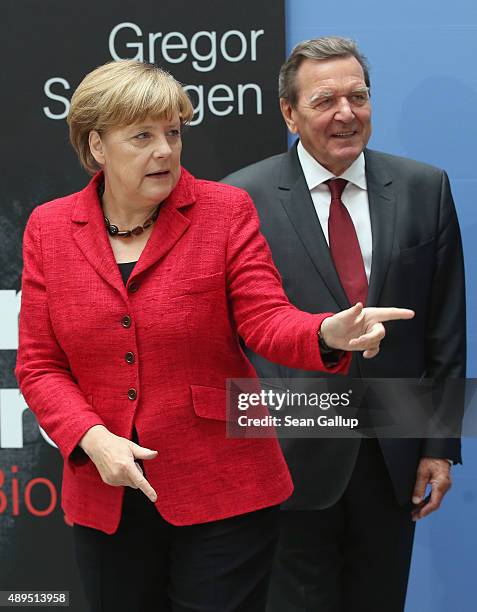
[90,113,182,206]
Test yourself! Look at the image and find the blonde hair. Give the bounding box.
[67,60,194,174]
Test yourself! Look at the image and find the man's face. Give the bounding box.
[281,56,372,176]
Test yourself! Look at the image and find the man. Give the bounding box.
[223,37,466,612]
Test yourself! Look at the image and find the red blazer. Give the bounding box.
[15,169,350,534]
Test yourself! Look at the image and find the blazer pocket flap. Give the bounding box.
[191,385,227,421]
[399,238,435,263]
[174,272,224,296]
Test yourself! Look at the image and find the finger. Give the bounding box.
[336,302,364,322]
[362,346,380,359]
[373,308,415,323]
[418,477,451,520]
[412,472,428,505]
[131,443,159,460]
[137,478,158,503]
[416,497,439,519]
[411,499,428,521]
[349,323,385,348]
[134,461,144,476]
[414,480,445,520]
[127,467,158,502]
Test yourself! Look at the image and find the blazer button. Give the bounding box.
[125,351,135,364]
[121,315,132,328]
[128,388,137,401]
[128,282,139,293]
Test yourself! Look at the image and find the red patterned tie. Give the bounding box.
[326,179,368,306]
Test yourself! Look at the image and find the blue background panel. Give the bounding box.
[287,1,476,609]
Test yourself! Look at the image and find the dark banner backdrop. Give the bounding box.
[0,1,285,607]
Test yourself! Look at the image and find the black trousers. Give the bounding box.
[74,486,279,612]
[266,439,416,612]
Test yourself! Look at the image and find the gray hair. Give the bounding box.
[279,36,371,107]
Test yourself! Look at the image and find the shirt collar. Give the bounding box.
[297,140,367,191]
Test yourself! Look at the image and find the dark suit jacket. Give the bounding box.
[224,144,466,508]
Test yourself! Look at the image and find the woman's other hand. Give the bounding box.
[320,303,415,359]
[79,425,158,502]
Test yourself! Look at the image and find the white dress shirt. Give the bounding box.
[297,141,373,281]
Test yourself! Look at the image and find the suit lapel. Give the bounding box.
[71,174,126,296]
[278,146,350,310]
[364,150,396,306]
[131,205,191,279]
[71,169,195,293]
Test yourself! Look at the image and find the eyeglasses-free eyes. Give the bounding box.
[308,88,370,113]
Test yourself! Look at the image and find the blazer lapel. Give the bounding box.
[278,146,350,310]
[131,205,191,280]
[71,174,126,296]
[132,167,195,279]
[364,150,396,307]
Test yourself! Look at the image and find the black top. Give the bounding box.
[118,261,139,445]
[118,261,137,285]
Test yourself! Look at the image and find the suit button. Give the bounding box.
[121,315,131,328]
[125,352,135,364]
[128,388,137,401]
[128,282,139,293]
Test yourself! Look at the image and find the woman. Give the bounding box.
[15,60,413,612]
